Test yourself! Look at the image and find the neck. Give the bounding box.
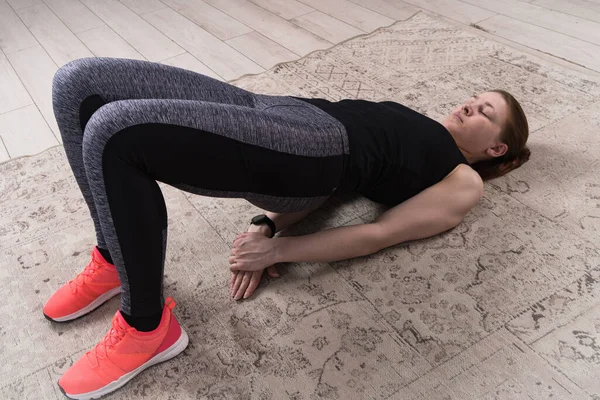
[458,147,478,165]
[444,123,477,165]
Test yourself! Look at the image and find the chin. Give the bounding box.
[443,120,457,134]
[441,118,453,131]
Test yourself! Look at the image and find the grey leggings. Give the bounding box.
[51,57,349,316]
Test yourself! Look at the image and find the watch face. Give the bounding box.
[252,214,266,224]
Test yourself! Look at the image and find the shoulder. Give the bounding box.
[443,163,484,196]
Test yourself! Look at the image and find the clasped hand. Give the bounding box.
[229,232,279,300]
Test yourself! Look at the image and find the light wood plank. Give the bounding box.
[43,0,105,34]
[81,0,185,62]
[296,0,395,32]
[143,7,264,80]
[533,0,600,24]
[462,0,600,46]
[161,0,253,41]
[346,0,419,21]
[7,46,61,140]
[77,25,146,60]
[0,50,33,114]
[429,8,600,78]
[0,0,38,54]
[0,137,9,163]
[401,0,496,25]
[17,4,94,67]
[249,0,314,20]
[226,31,299,69]
[0,105,58,158]
[203,0,332,56]
[290,10,365,44]
[478,15,600,72]
[160,52,223,81]
[119,0,168,15]
[6,0,41,9]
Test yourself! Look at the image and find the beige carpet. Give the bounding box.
[2,12,600,400]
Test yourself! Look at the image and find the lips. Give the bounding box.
[453,113,463,123]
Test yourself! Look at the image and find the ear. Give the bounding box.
[486,142,508,158]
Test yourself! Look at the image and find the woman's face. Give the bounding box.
[442,92,510,162]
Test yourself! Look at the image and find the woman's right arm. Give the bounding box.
[272,165,484,263]
[231,166,481,299]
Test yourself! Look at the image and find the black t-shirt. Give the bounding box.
[292,96,469,206]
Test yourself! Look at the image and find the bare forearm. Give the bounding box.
[273,224,382,263]
[273,205,459,264]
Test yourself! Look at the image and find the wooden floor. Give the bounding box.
[1,0,600,161]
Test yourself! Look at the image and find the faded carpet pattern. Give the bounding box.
[2,12,600,400]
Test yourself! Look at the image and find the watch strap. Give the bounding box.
[251,214,276,238]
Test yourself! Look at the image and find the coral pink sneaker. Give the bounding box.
[43,246,121,322]
[58,297,188,399]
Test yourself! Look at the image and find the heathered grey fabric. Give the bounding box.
[51,57,348,314]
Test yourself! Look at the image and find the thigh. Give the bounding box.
[53,57,258,109]
[84,98,347,212]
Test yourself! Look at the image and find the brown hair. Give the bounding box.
[470,89,531,181]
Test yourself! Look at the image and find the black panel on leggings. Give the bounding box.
[100,123,345,316]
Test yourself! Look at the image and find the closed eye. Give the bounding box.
[479,106,489,119]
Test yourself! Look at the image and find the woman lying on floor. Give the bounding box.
[43,57,529,399]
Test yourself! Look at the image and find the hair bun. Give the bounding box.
[518,147,531,165]
[508,147,531,169]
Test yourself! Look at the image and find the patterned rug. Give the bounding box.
[2,12,600,399]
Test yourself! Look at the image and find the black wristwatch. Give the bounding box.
[251,214,276,238]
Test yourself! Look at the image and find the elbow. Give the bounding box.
[367,223,390,255]
[372,216,463,254]
[448,216,464,230]
[452,183,483,228]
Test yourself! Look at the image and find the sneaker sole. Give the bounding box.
[60,327,189,400]
[44,287,121,322]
